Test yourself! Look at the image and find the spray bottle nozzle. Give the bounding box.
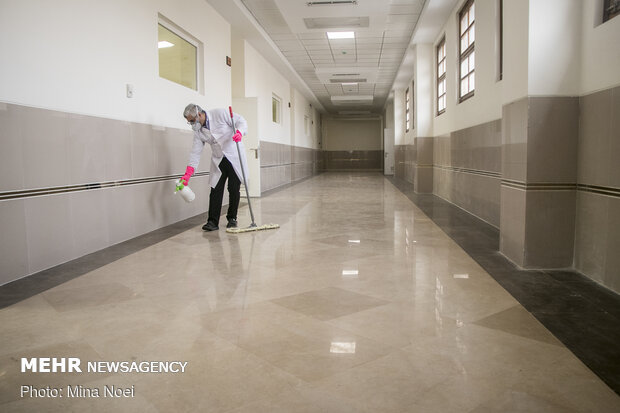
[175,180,185,193]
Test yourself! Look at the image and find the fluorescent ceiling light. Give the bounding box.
[327,31,355,39]
[342,82,358,86]
[330,342,356,354]
[342,270,359,277]
[158,41,174,48]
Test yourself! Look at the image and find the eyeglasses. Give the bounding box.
[186,118,198,125]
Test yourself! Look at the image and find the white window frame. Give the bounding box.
[436,36,447,116]
[157,14,204,94]
[458,0,475,101]
[405,87,410,132]
[272,94,282,124]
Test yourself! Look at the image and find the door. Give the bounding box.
[384,128,395,175]
[232,97,260,197]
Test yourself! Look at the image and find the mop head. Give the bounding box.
[226,223,280,234]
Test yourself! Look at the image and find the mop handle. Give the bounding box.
[229,106,256,226]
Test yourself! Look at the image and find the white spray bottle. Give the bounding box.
[175,179,195,203]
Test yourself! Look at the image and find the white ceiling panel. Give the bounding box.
[389,5,420,14]
[240,0,426,113]
[301,39,330,46]
[388,14,420,23]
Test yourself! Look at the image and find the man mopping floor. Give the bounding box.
[179,103,278,233]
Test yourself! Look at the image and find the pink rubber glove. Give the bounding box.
[181,165,195,185]
[232,130,242,143]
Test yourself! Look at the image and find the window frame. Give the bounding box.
[603,0,620,22]
[412,81,415,128]
[458,0,475,102]
[157,14,203,93]
[405,87,410,132]
[498,0,503,81]
[272,94,282,124]
[436,36,447,116]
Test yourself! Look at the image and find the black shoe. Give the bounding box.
[226,218,238,229]
[202,221,219,231]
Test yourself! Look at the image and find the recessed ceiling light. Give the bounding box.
[158,41,174,48]
[327,31,355,39]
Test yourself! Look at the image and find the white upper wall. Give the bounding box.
[413,44,434,137]
[432,0,503,136]
[243,40,291,145]
[0,0,231,130]
[502,0,529,104]
[528,0,582,96]
[580,1,620,94]
[293,90,318,149]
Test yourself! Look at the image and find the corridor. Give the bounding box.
[2,173,618,412]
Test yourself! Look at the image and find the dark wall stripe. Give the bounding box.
[501,181,620,198]
[0,172,210,201]
[434,164,502,178]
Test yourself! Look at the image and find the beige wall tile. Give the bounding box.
[524,190,576,268]
[578,89,612,186]
[500,185,527,267]
[0,103,26,191]
[574,191,608,284]
[0,199,28,285]
[527,97,579,183]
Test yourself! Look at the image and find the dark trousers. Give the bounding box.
[208,157,241,225]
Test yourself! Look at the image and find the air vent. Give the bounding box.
[331,95,373,105]
[307,1,358,6]
[338,111,373,115]
[330,78,367,83]
[304,16,369,29]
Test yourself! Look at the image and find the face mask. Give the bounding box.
[191,120,202,132]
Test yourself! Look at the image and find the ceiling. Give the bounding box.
[238,0,426,115]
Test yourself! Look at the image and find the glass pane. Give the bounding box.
[469,51,475,72]
[441,96,446,110]
[461,15,468,34]
[158,24,197,90]
[470,23,475,43]
[470,3,475,22]
[461,78,468,97]
[461,59,468,77]
[272,97,279,123]
[461,35,467,52]
[470,73,475,92]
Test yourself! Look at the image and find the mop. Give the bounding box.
[226,106,279,234]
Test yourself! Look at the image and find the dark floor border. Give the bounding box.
[387,176,620,396]
[0,203,245,309]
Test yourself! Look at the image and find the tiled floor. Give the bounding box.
[1,172,619,412]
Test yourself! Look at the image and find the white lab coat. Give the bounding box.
[187,108,249,189]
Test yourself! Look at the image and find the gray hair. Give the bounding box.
[183,103,203,119]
